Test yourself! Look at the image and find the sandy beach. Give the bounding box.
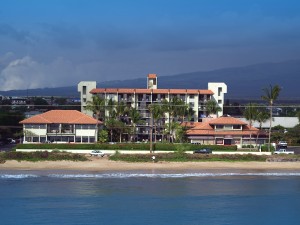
[1,156,300,172]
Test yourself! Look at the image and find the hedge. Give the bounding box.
[109,153,267,162]
[0,151,88,163]
[16,143,237,151]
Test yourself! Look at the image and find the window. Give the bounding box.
[233,125,241,130]
[216,138,223,144]
[82,136,89,143]
[83,86,86,95]
[215,125,224,129]
[75,137,81,143]
[218,87,222,96]
[218,100,222,104]
[89,137,95,143]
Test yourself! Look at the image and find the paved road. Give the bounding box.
[287,146,300,155]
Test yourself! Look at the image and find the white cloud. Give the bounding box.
[0,56,79,91]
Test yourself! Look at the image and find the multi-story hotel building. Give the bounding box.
[78,74,227,141]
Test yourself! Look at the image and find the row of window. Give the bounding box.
[24,124,96,130]
[25,136,96,143]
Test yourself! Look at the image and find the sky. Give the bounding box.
[1,0,300,91]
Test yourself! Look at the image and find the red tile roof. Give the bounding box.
[20,110,101,124]
[91,88,214,95]
[208,117,247,125]
[148,74,157,78]
[187,116,258,136]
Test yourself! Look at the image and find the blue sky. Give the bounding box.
[0,0,300,90]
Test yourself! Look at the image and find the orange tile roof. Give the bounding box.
[152,89,169,94]
[169,89,187,94]
[20,110,101,124]
[90,88,214,95]
[148,74,157,78]
[186,89,200,94]
[187,116,258,136]
[181,122,202,128]
[135,89,152,94]
[199,90,214,94]
[117,89,136,93]
[208,117,247,125]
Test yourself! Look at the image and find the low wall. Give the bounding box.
[16,149,271,155]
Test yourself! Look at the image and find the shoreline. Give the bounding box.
[1,157,300,172]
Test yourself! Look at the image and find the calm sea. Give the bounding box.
[1,170,300,225]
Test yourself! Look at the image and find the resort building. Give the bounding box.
[186,115,267,147]
[78,74,227,141]
[20,110,101,143]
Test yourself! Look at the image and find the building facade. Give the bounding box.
[20,110,101,143]
[186,116,267,147]
[78,74,227,141]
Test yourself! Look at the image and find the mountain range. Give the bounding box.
[1,60,299,100]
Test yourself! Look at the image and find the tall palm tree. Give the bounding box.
[128,107,143,142]
[255,109,270,146]
[85,95,106,122]
[115,102,129,142]
[206,100,222,117]
[261,84,281,151]
[148,103,165,142]
[162,97,185,142]
[86,95,106,142]
[243,103,258,147]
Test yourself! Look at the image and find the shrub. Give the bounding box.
[1,151,88,162]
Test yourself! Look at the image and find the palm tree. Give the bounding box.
[115,102,129,142]
[243,103,258,147]
[206,100,222,117]
[85,95,106,122]
[255,109,270,146]
[162,97,186,142]
[148,103,165,142]
[128,107,143,142]
[261,85,281,151]
[86,95,106,142]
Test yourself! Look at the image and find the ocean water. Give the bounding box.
[1,171,300,225]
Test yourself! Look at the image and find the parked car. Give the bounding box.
[90,150,105,157]
[274,149,294,155]
[193,148,212,154]
[278,141,288,148]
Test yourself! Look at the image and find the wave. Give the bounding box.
[0,174,39,179]
[48,172,300,179]
[1,172,300,179]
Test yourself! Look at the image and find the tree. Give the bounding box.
[85,95,106,122]
[297,111,300,124]
[148,103,165,142]
[206,100,221,117]
[243,103,258,147]
[128,107,143,142]
[261,85,281,151]
[98,129,108,143]
[161,97,186,142]
[86,95,106,142]
[255,109,270,146]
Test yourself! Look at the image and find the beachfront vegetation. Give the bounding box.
[0,151,88,163]
[16,143,237,151]
[109,153,300,163]
[109,153,268,162]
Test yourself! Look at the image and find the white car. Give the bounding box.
[274,149,294,155]
[90,150,105,157]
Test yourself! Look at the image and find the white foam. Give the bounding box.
[0,174,39,179]
[48,172,300,179]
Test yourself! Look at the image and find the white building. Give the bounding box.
[20,110,101,143]
[78,74,227,141]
